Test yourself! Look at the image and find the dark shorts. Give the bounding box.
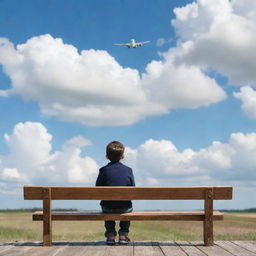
[101,206,133,214]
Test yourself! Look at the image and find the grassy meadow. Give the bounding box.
[0,211,256,242]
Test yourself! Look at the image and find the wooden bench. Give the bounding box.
[23,186,232,246]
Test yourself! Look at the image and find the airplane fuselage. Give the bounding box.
[114,39,149,48]
[128,39,139,48]
[130,39,136,48]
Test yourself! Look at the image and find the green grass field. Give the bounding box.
[0,212,255,242]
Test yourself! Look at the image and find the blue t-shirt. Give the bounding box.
[95,161,135,209]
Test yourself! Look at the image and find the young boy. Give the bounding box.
[96,141,135,245]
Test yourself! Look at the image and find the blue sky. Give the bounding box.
[0,0,256,210]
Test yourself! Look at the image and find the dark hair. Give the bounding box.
[106,141,125,162]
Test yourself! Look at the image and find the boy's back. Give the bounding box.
[96,161,135,208]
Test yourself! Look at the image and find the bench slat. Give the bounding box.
[32,210,224,221]
[24,186,232,200]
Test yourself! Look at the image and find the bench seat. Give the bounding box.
[33,210,223,221]
[24,186,232,246]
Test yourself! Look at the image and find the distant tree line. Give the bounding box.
[0,207,255,212]
[221,208,256,213]
[0,208,78,212]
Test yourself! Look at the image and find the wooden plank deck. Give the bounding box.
[0,241,255,256]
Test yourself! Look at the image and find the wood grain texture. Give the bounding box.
[53,246,104,256]
[78,245,108,256]
[134,242,164,256]
[0,246,34,256]
[0,242,255,256]
[20,246,62,256]
[107,245,133,256]
[32,210,223,221]
[159,241,188,256]
[0,246,13,254]
[176,241,206,256]
[43,188,52,247]
[24,186,233,200]
[192,241,233,256]
[232,241,256,254]
[204,188,213,246]
[215,241,256,256]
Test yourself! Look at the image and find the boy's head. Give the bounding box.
[106,141,125,162]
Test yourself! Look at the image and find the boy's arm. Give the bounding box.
[95,168,105,186]
[130,169,136,186]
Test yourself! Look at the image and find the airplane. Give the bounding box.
[114,39,150,48]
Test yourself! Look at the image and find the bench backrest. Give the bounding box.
[24,186,232,200]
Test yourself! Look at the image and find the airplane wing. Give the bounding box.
[114,43,130,47]
[137,41,150,46]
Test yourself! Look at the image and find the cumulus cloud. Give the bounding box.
[234,86,256,119]
[0,122,99,194]
[142,58,226,110]
[64,136,92,148]
[125,133,256,186]
[0,123,256,198]
[0,34,226,126]
[0,168,26,182]
[1,0,256,125]
[156,38,172,47]
[0,35,148,126]
[0,90,8,97]
[171,0,256,86]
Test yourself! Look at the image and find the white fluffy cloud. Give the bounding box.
[171,0,256,86]
[156,38,172,47]
[125,133,256,187]
[0,34,226,126]
[1,0,256,125]
[234,86,256,119]
[142,58,225,110]
[0,122,99,194]
[1,123,256,200]
[0,168,25,182]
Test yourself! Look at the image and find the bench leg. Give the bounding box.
[204,217,213,246]
[204,189,213,246]
[43,188,52,246]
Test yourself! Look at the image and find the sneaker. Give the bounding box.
[118,235,131,245]
[106,236,116,245]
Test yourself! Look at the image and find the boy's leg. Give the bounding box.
[102,207,117,238]
[105,221,117,238]
[118,221,130,236]
[118,207,132,237]
[118,221,131,244]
